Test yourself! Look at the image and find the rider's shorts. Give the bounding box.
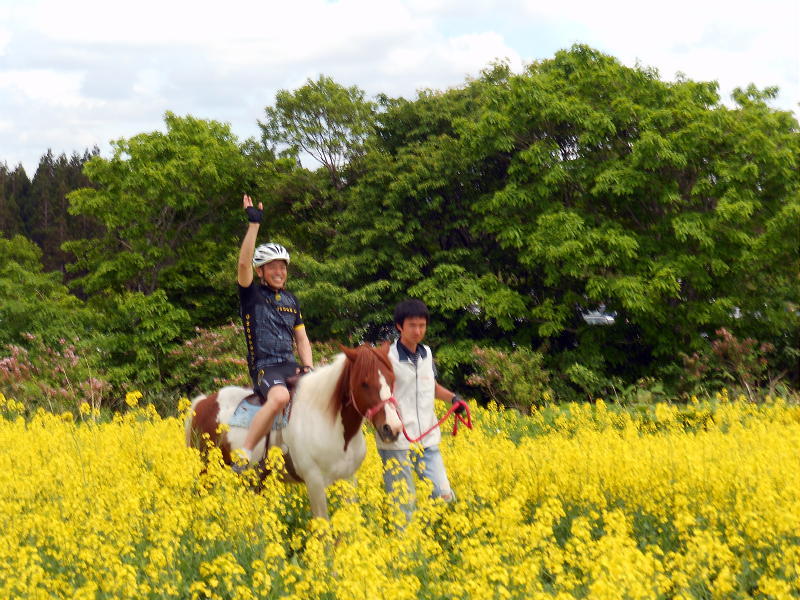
[254,362,300,402]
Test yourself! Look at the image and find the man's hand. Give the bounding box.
[243,194,263,223]
[451,393,466,415]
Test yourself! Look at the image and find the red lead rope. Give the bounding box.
[398,400,473,444]
[351,393,473,444]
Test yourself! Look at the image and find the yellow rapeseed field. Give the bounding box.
[0,391,798,599]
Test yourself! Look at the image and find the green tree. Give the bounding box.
[65,112,254,325]
[242,142,343,260]
[293,67,519,361]
[0,163,29,238]
[260,75,376,189]
[91,289,190,389]
[296,46,800,395]
[463,47,799,389]
[0,235,91,347]
[27,149,100,274]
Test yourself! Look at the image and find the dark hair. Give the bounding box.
[394,299,429,327]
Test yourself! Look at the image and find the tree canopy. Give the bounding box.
[260,75,376,189]
[64,112,254,324]
[2,45,797,400]
[293,46,800,392]
[0,235,91,347]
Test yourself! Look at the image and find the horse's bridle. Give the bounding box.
[348,389,398,423]
[346,348,398,423]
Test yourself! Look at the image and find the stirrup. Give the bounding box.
[231,461,251,475]
[230,448,253,475]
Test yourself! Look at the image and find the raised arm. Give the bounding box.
[238,194,263,287]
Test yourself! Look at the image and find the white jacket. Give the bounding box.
[377,340,440,450]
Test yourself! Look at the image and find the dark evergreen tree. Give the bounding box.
[0,163,30,238]
[25,148,100,273]
[27,150,61,266]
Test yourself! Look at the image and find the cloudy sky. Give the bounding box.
[1,0,798,174]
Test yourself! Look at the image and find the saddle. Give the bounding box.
[231,374,303,431]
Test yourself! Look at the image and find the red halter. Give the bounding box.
[348,391,398,422]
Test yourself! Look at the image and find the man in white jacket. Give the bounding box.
[377,299,465,520]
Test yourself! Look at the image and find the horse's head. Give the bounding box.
[342,342,401,444]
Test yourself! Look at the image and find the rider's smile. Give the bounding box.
[259,260,288,289]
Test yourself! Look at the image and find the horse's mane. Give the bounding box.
[295,354,347,413]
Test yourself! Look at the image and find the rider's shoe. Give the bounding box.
[231,461,251,475]
[230,448,252,475]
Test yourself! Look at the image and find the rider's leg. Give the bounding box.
[241,385,290,461]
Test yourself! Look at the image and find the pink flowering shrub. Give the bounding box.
[165,323,350,398]
[165,322,251,395]
[0,335,111,414]
[467,346,554,412]
[681,328,785,402]
[1,321,377,416]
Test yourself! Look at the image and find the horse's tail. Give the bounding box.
[184,394,208,447]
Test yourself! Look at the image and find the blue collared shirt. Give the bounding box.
[395,339,437,376]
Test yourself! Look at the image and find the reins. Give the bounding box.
[348,391,473,443]
[398,400,472,443]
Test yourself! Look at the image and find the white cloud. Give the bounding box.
[1,0,797,174]
[442,32,522,74]
[31,0,423,49]
[383,32,521,81]
[0,69,91,107]
[520,0,799,107]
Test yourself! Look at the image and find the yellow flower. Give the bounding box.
[0,390,798,598]
[79,402,91,416]
[177,397,192,414]
[125,390,143,408]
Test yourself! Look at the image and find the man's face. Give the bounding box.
[397,316,427,348]
[258,260,288,289]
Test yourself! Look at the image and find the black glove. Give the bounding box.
[245,205,263,223]
[451,393,466,415]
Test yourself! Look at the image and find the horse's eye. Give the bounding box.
[361,381,370,389]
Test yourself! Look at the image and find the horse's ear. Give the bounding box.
[378,340,391,355]
[341,345,359,362]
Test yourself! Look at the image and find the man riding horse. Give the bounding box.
[233,194,314,471]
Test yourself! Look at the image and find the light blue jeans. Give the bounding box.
[378,445,454,521]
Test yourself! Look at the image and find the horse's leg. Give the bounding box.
[342,475,360,506]
[305,476,329,520]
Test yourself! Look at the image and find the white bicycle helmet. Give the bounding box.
[252,243,291,267]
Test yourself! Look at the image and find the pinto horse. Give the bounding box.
[185,343,402,518]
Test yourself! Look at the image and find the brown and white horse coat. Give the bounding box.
[186,344,402,518]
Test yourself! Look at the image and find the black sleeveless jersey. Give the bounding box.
[239,282,304,375]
